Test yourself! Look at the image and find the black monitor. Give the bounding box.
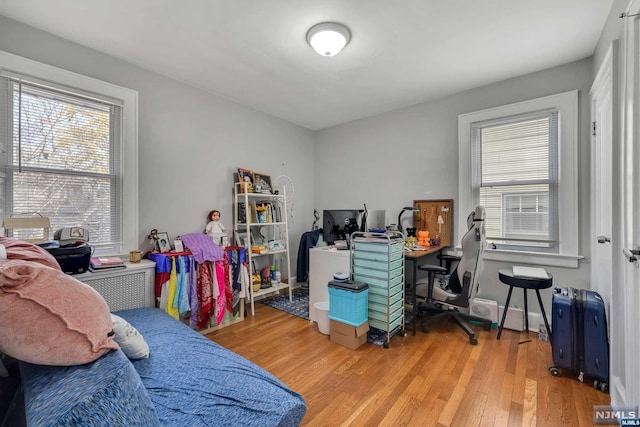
[322,209,363,245]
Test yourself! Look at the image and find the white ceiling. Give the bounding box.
[0,0,614,130]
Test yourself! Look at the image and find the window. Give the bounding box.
[473,110,557,251]
[0,51,138,255]
[458,91,580,267]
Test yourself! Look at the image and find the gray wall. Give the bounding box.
[0,7,619,316]
[315,58,594,316]
[0,15,316,273]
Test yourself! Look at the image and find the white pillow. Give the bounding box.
[110,314,150,359]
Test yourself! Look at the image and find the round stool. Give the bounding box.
[497,268,553,339]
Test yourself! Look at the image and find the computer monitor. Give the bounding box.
[322,209,363,245]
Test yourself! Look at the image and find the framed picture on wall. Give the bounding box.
[253,173,272,194]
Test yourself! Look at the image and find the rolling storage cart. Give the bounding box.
[350,231,405,348]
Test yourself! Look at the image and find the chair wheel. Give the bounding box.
[421,324,430,333]
[549,366,560,377]
[470,337,478,345]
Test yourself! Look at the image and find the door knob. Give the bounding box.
[597,236,611,244]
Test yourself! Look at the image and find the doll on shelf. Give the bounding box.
[204,209,228,246]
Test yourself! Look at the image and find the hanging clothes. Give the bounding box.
[196,261,215,328]
[296,229,320,282]
[166,258,179,319]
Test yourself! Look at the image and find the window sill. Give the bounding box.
[483,248,582,268]
[443,247,582,268]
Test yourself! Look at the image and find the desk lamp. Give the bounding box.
[397,206,419,234]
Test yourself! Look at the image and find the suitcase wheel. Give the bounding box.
[593,380,609,394]
[548,366,561,377]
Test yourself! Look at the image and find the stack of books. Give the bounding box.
[89,257,126,271]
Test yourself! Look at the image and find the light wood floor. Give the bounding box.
[207,303,610,427]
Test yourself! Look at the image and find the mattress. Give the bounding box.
[116,308,306,426]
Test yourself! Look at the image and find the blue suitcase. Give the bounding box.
[549,287,609,392]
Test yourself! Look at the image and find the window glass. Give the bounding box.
[2,79,121,245]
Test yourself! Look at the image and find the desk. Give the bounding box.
[497,268,553,340]
[404,246,446,334]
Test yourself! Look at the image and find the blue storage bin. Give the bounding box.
[328,280,369,326]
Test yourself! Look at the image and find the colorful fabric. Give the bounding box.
[180,233,224,264]
[196,262,214,328]
[166,258,179,319]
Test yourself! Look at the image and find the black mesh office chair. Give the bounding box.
[415,206,492,345]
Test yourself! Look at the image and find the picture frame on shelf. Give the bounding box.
[253,173,272,194]
[174,239,184,252]
[237,168,254,193]
[156,232,171,253]
[235,231,250,249]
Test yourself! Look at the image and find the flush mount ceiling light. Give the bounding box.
[306,22,351,57]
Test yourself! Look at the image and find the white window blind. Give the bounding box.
[471,110,558,251]
[0,73,123,246]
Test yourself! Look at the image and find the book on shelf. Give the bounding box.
[90,257,126,271]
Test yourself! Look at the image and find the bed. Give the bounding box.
[0,237,306,426]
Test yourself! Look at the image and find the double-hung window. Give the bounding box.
[458,91,579,267]
[472,110,558,251]
[0,51,138,255]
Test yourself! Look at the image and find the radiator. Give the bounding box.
[76,260,156,311]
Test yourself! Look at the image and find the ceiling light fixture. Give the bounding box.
[306,22,351,57]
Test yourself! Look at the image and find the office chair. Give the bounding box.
[415,206,492,345]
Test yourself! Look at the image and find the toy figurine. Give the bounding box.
[148,228,159,252]
[418,230,431,247]
[205,210,228,246]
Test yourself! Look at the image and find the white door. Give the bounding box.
[590,45,614,314]
[613,1,640,408]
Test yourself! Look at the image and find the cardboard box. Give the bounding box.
[498,305,525,331]
[469,298,498,326]
[329,319,369,350]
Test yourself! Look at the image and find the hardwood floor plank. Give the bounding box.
[206,303,609,426]
[522,378,537,427]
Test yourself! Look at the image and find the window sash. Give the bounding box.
[0,74,123,247]
[471,110,559,251]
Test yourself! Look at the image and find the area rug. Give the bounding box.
[261,288,310,320]
[261,288,404,347]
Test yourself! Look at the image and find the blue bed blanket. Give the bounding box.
[116,308,307,426]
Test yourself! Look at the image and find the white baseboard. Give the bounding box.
[527,312,543,333]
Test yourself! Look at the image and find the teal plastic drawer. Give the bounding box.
[352,265,403,280]
[368,299,403,320]
[354,272,403,289]
[352,257,402,271]
[353,241,392,254]
[369,313,403,332]
[368,283,403,302]
[368,304,402,322]
[368,291,403,306]
[354,241,405,256]
[353,250,404,263]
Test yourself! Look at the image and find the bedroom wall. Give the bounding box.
[315,58,594,315]
[0,15,316,274]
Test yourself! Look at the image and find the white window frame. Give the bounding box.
[458,91,580,268]
[0,50,138,256]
